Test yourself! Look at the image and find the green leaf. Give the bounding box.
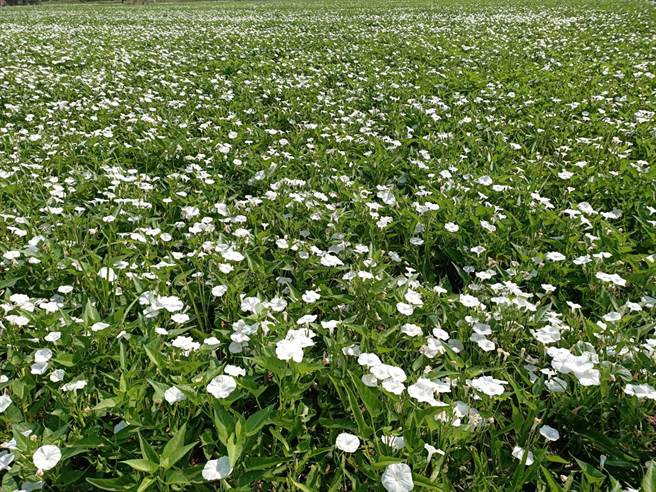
[93,398,117,411]
[213,401,235,446]
[147,379,169,404]
[83,299,101,324]
[576,430,638,463]
[575,458,605,484]
[138,434,159,464]
[122,459,159,474]
[226,433,243,468]
[160,424,193,470]
[544,454,569,465]
[86,477,135,491]
[412,473,442,489]
[349,372,381,418]
[540,466,563,492]
[164,466,204,486]
[244,456,290,471]
[137,476,156,492]
[290,478,314,492]
[643,461,656,492]
[162,442,197,470]
[331,376,371,439]
[245,405,274,436]
[143,343,162,368]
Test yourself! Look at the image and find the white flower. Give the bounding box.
[547,347,600,386]
[424,444,444,462]
[378,189,396,206]
[381,435,404,450]
[595,271,626,287]
[222,249,244,262]
[539,425,560,441]
[624,383,656,400]
[321,320,339,332]
[31,362,48,375]
[33,445,61,471]
[171,336,200,355]
[444,222,459,232]
[358,353,382,367]
[181,206,199,219]
[335,433,360,453]
[3,250,20,261]
[531,325,561,345]
[114,421,129,434]
[573,255,592,265]
[468,376,507,397]
[404,290,423,306]
[381,463,414,492]
[602,311,621,322]
[49,369,65,383]
[0,450,14,471]
[171,313,190,324]
[97,267,117,282]
[202,456,232,481]
[545,377,568,393]
[545,251,566,262]
[382,379,405,395]
[362,373,378,387]
[459,294,481,308]
[276,328,316,362]
[0,395,12,413]
[164,386,186,404]
[320,254,343,267]
[44,331,61,343]
[61,380,87,392]
[268,297,287,312]
[400,324,422,337]
[6,315,29,327]
[91,322,110,332]
[207,375,237,399]
[34,348,52,363]
[470,333,495,352]
[302,290,321,303]
[241,296,265,314]
[224,365,246,377]
[203,337,220,346]
[296,314,317,325]
[511,446,534,466]
[157,296,184,313]
[408,378,440,406]
[211,285,227,297]
[396,302,414,316]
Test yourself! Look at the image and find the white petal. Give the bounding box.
[33,445,61,471]
[202,456,232,481]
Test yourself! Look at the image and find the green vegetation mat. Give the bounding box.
[0,0,655,490]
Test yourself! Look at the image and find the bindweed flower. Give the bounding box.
[202,456,232,481]
[207,375,237,399]
[33,445,61,471]
[335,433,360,453]
[164,386,186,404]
[512,446,534,466]
[381,463,414,492]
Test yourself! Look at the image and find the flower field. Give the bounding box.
[0,0,655,490]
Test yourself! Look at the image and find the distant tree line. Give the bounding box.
[2,0,41,5]
[1,0,158,4]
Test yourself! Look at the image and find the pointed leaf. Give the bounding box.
[123,459,159,474]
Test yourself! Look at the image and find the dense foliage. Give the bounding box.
[0,1,655,490]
